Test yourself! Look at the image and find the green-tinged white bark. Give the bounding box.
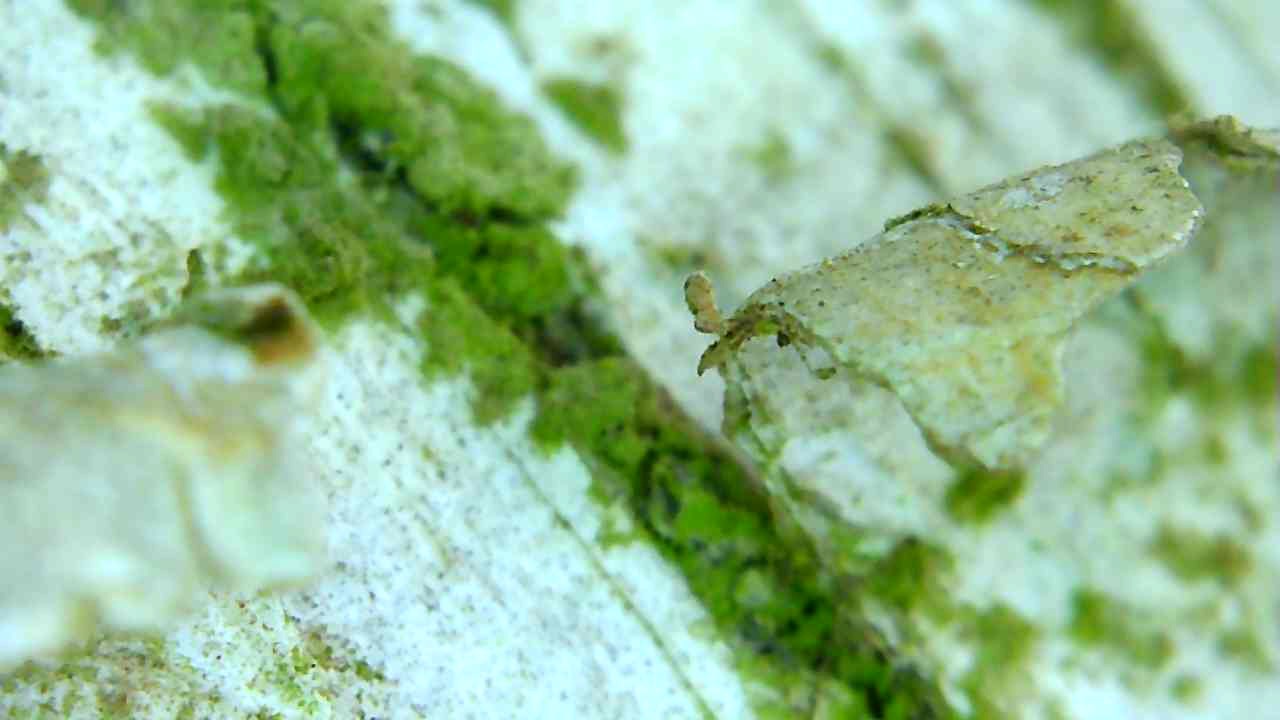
[699,118,1279,718]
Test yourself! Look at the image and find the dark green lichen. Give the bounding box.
[1150,524,1253,587]
[1240,341,1278,408]
[146,102,438,329]
[0,144,50,232]
[1069,587,1173,670]
[944,467,1026,525]
[862,537,954,620]
[541,76,628,154]
[534,359,954,718]
[75,0,574,220]
[420,278,539,423]
[0,303,45,362]
[426,216,578,324]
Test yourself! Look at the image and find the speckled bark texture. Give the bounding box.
[693,136,1204,469]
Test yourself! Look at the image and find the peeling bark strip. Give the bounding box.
[0,286,326,670]
[691,134,1205,470]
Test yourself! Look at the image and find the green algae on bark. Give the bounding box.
[533,358,955,718]
[419,278,539,424]
[1217,624,1274,673]
[15,0,1279,715]
[148,101,438,328]
[1149,524,1253,588]
[0,303,45,362]
[1116,116,1280,446]
[0,143,49,233]
[860,537,955,621]
[960,605,1041,720]
[59,1,963,716]
[425,215,579,324]
[541,76,628,154]
[71,0,578,412]
[71,0,574,216]
[1068,588,1173,671]
[944,467,1027,525]
[853,538,1045,718]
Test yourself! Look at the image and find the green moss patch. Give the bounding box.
[0,303,45,362]
[68,1,268,97]
[944,467,1026,525]
[1069,587,1173,671]
[419,278,539,423]
[1240,341,1278,407]
[534,358,954,717]
[149,102,438,329]
[541,76,628,154]
[960,604,1040,720]
[74,0,574,216]
[858,541,1041,718]
[1150,524,1253,588]
[1121,294,1279,418]
[426,216,578,324]
[862,537,954,620]
[0,144,50,232]
[74,0,582,408]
